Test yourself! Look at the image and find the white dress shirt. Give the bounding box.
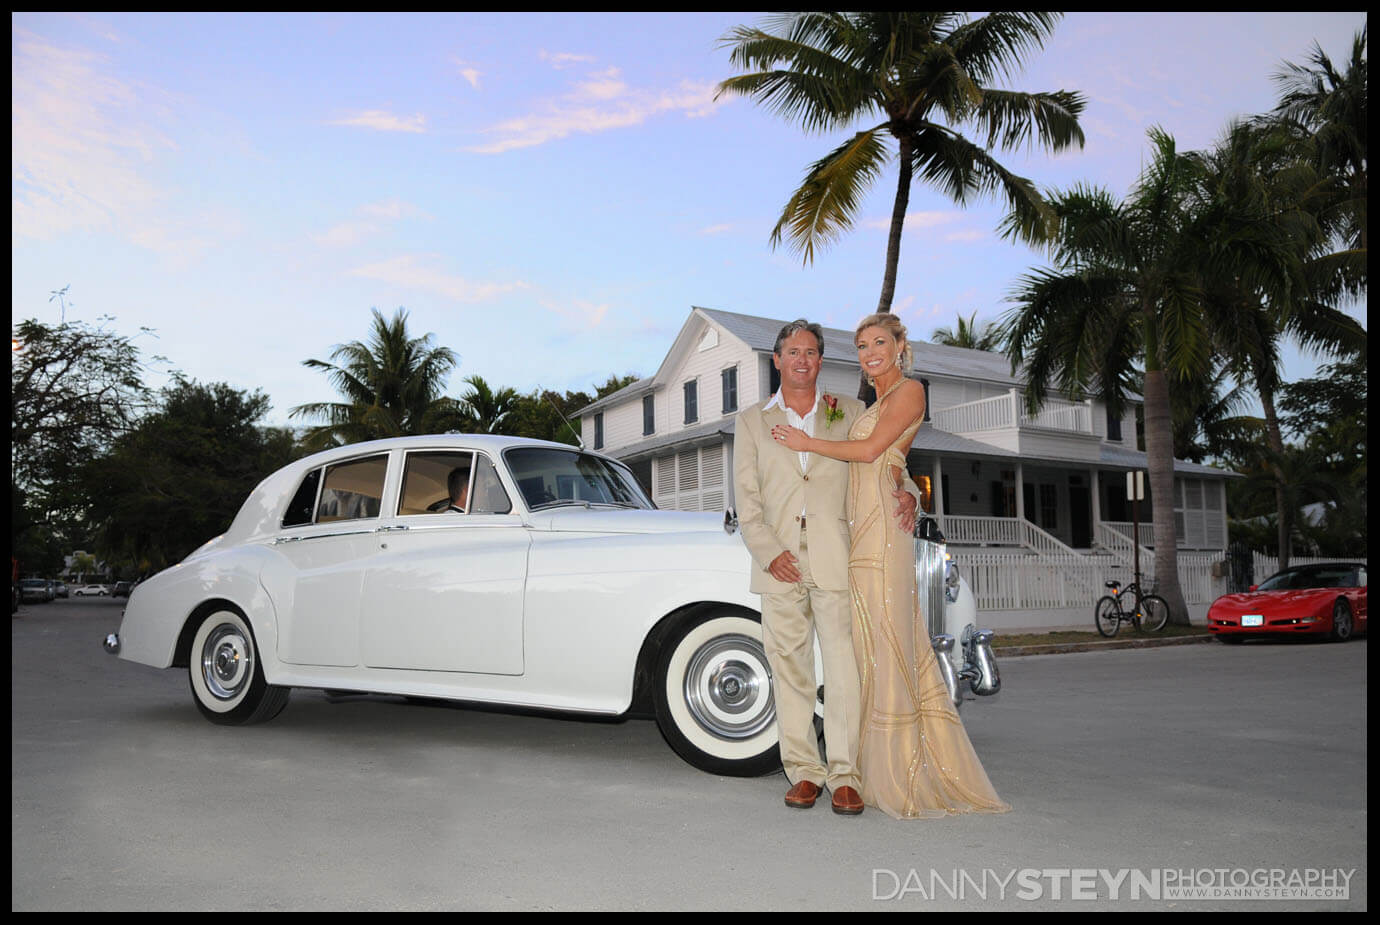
[764,388,823,520]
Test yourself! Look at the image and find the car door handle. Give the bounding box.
[375,525,410,533]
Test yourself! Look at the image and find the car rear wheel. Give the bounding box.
[1328,599,1353,642]
[188,607,290,725]
[653,611,780,777]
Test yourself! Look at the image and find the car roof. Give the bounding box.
[222,434,612,546]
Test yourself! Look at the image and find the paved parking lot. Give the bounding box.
[12,597,1367,910]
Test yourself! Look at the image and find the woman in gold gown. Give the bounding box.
[772,313,1009,820]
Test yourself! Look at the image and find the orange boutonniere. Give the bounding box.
[822,394,844,429]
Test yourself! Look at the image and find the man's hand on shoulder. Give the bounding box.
[892,486,918,535]
[768,550,802,584]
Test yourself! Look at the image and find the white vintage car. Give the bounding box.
[105,435,997,775]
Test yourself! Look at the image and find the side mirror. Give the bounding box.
[1248,584,1257,592]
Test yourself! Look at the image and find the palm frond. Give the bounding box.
[770,126,890,262]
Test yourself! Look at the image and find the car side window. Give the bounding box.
[282,468,322,527]
[316,455,388,523]
[399,451,474,515]
[397,450,513,516]
[470,454,512,515]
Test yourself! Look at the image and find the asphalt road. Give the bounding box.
[12,597,1367,911]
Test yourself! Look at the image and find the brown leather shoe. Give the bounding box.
[831,785,864,815]
[784,780,821,809]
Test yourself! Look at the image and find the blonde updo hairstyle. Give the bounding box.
[854,312,912,386]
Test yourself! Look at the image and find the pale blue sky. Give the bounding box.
[12,12,1368,427]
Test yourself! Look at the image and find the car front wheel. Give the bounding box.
[188,607,290,725]
[1328,599,1353,642]
[653,611,780,776]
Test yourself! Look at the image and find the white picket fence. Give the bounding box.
[950,549,1231,611]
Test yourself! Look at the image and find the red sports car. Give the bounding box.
[1208,562,1367,643]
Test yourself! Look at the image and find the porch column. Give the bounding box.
[1091,468,1101,539]
[933,456,945,532]
[1015,461,1025,523]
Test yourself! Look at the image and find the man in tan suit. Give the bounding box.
[733,319,917,815]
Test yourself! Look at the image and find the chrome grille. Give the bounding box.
[916,535,947,639]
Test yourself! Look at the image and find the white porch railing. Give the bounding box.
[930,388,1094,436]
[1023,400,1093,434]
[931,393,1014,433]
[942,514,1022,546]
[1094,522,1154,577]
[1102,521,1155,546]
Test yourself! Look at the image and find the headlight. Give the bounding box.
[944,556,960,603]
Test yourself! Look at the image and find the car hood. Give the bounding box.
[1211,589,1339,610]
[529,507,725,534]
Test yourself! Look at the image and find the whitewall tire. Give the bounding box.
[653,611,781,776]
[188,607,289,725]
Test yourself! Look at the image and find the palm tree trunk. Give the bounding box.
[1258,386,1292,569]
[1143,366,1191,625]
[877,135,913,314]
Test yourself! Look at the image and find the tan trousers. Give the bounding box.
[760,529,862,791]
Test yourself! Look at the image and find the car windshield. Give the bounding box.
[504,447,653,511]
[1257,567,1357,591]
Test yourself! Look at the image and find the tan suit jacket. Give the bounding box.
[733,393,865,593]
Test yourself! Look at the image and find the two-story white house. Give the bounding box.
[579,307,1235,627]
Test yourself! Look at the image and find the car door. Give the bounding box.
[270,453,389,668]
[358,449,530,675]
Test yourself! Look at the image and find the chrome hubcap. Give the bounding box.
[201,624,251,700]
[684,634,774,741]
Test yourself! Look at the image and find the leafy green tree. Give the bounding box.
[84,378,298,575]
[502,374,640,445]
[11,316,150,496]
[717,11,1085,313]
[931,311,1002,351]
[11,312,151,575]
[291,308,466,450]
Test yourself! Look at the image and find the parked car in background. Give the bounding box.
[73,584,110,597]
[1207,562,1367,642]
[112,581,133,598]
[53,582,70,599]
[20,579,54,604]
[104,434,997,776]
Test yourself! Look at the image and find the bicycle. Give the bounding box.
[1094,580,1169,637]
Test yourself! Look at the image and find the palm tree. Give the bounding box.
[1001,128,1295,625]
[931,311,1002,351]
[717,12,1085,313]
[1132,364,1259,465]
[1192,120,1367,568]
[457,375,520,435]
[291,308,466,450]
[1272,24,1367,258]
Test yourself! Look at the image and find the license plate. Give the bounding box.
[1241,615,1263,627]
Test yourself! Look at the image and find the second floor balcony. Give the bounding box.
[931,388,1097,438]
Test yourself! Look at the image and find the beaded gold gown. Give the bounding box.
[846,380,1010,819]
